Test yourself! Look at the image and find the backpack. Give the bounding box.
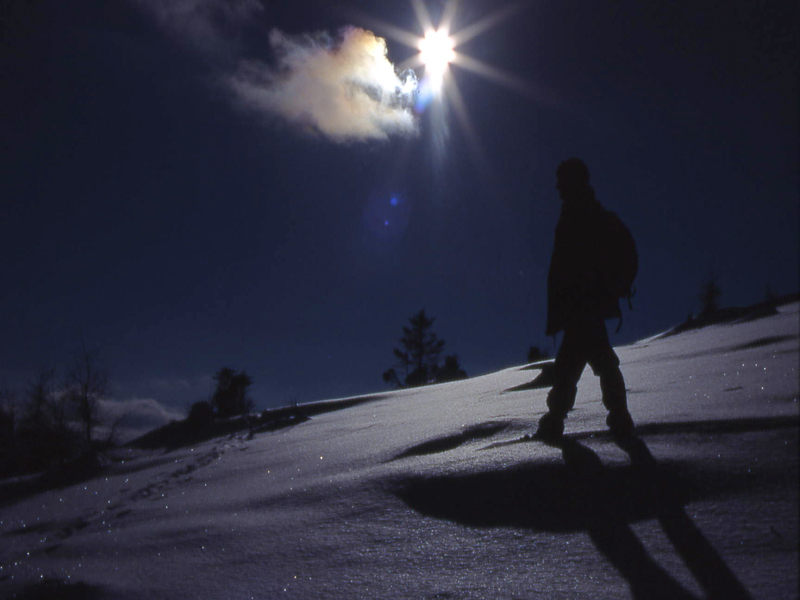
[600,210,638,310]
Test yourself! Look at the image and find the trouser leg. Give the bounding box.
[584,320,628,414]
[584,321,634,435]
[545,328,587,418]
[546,383,578,418]
[599,368,628,414]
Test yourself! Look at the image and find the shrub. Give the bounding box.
[187,400,215,429]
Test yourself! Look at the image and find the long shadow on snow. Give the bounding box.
[481,415,799,451]
[390,422,509,461]
[503,361,556,393]
[7,578,102,599]
[396,433,763,599]
[667,333,799,362]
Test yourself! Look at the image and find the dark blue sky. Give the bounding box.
[2,0,798,412]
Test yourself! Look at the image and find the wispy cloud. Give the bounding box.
[132,0,419,142]
[132,0,264,55]
[100,397,185,442]
[228,27,419,142]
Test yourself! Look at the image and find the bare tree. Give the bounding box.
[0,384,17,474]
[63,339,110,446]
[25,365,56,430]
[0,384,17,439]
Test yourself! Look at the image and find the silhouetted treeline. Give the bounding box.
[668,290,799,337]
[0,341,113,478]
[187,367,255,428]
[527,345,551,364]
[383,309,467,388]
[699,274,722,317]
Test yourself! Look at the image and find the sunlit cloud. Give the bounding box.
[133,0,420,143]
[134,0,535,152]
[228,27,419,142]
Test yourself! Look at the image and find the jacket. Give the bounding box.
[546,196,621,336]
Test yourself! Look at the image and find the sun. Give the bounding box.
[418,29,455,90]
[363,0,533,164]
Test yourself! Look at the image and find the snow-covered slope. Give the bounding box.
[2,304,798,599]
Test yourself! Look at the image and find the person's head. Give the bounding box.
[556,158,591,204]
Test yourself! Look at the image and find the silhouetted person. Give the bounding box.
[535,158,634,441]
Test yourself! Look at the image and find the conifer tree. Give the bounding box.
[211,368,254,418]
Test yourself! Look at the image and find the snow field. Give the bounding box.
[1,303,797,599]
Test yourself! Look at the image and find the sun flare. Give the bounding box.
[418,29,455,89]
[365,0,532,163]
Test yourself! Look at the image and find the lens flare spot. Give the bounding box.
[415,78,436,112]
[363,192,410,247]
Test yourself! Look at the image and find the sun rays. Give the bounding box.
[373,0,532,166]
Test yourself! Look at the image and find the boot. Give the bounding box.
[534,412,565,443]
[607,410,634,440]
